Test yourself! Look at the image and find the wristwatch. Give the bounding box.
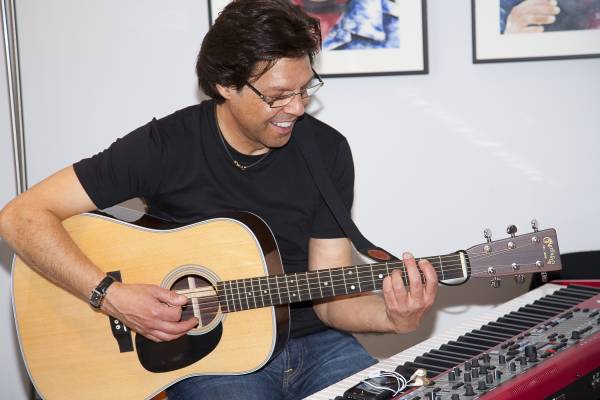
[89,275,116,309]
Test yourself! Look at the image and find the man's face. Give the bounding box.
[217,56,314,155]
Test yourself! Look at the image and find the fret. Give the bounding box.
[268,275,280,306]
[224,281,231,312]
[297,272,310,302]
[288,274,300,303]
[438,255,445,281]
[340,267,349,294]
[369,264,377,291]
[273,275,283,304]
[283,274,292,303]
[257,277,265,308]
[241,279,250,310]
[329,268,336,296]
[225,282,233,313]
[399,261,409,286]
[342,266,358,294]
[357,265,373,292]
[260,276,271,307]
[250,278,257,309]
[355,265,362,292]
[277,275,290,304]
[215,283,226,313]
[319,269,334,298]
[372,265,386,291]
[235,280,243,311]
[316,270,324,299]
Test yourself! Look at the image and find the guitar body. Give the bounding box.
[12,211,289,400]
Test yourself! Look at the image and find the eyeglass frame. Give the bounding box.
[245,68,324,108]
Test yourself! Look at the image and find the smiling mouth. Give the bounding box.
[271,121,295,128]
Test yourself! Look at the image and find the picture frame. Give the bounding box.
[472,0,600,63]
[208,0,429,77]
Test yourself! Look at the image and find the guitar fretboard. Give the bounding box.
[215,254,466,313]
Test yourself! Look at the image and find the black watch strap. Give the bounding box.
[89,275,116,309]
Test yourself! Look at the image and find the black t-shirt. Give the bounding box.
[73,100,354,337]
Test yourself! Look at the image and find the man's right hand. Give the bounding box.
[101,283,199,343]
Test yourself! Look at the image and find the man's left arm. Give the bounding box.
[309,237,438,334]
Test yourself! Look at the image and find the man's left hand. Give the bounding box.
[381,252,438,333]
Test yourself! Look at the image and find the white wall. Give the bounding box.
[3,2,599,397]
[0,20,31,400]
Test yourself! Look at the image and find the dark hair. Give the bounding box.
[197,0,322,103]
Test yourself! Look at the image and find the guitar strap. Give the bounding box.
[295,130,399,262]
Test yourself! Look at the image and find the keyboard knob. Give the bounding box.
[486,372,494,384]
[464,373,472,383]
[477,380,487,391]
[465,384,475,396]
[448,371,456,381]
[571,331,581,340]
[498,354,506,365]
[525,345,538,362]
[479,365,487,375]
[451,394,461,400]
[509,361,517,372]
[495,370,503,381]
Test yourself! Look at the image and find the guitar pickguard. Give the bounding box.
[135,323,223,373]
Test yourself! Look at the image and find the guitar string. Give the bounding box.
[175,242,545,312]
[179,258,543,313]
[175,242,540,302]
[181,260,543,314]
[179,243,535,296]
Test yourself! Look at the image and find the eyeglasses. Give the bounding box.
[245,68,324,108]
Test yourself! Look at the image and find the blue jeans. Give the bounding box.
[167,329,377,400]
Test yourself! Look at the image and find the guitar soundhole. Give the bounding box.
[170,275,221,332]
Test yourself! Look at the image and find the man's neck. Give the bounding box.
[215,103,269,156]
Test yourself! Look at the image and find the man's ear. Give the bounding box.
[215,83,237,100]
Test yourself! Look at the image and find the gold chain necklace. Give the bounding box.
[215,109,271,171]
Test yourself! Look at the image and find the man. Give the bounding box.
[0,1,437,399]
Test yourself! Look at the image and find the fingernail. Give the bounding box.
[402,251,413,259]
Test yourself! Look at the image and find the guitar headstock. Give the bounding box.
[466,222,562,287]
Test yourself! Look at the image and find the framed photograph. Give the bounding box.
[472,0,600,63]
[208,0,428,77]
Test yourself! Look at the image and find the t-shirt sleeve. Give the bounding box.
[310,138,355,238]
[73,119,165,210]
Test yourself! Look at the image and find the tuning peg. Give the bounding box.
[490,277,501,288]
[506,225,517,238]
[484,228,492,243]
[531,219,539,232]
[514,274,525,285]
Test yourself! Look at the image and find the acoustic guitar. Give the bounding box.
[12,211,561,399]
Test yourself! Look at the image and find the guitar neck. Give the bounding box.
[215,253,466,313]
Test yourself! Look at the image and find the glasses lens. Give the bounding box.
[303,80,323,98]
[269,78,323,108]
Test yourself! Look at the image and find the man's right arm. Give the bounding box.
[0,166,197,342]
